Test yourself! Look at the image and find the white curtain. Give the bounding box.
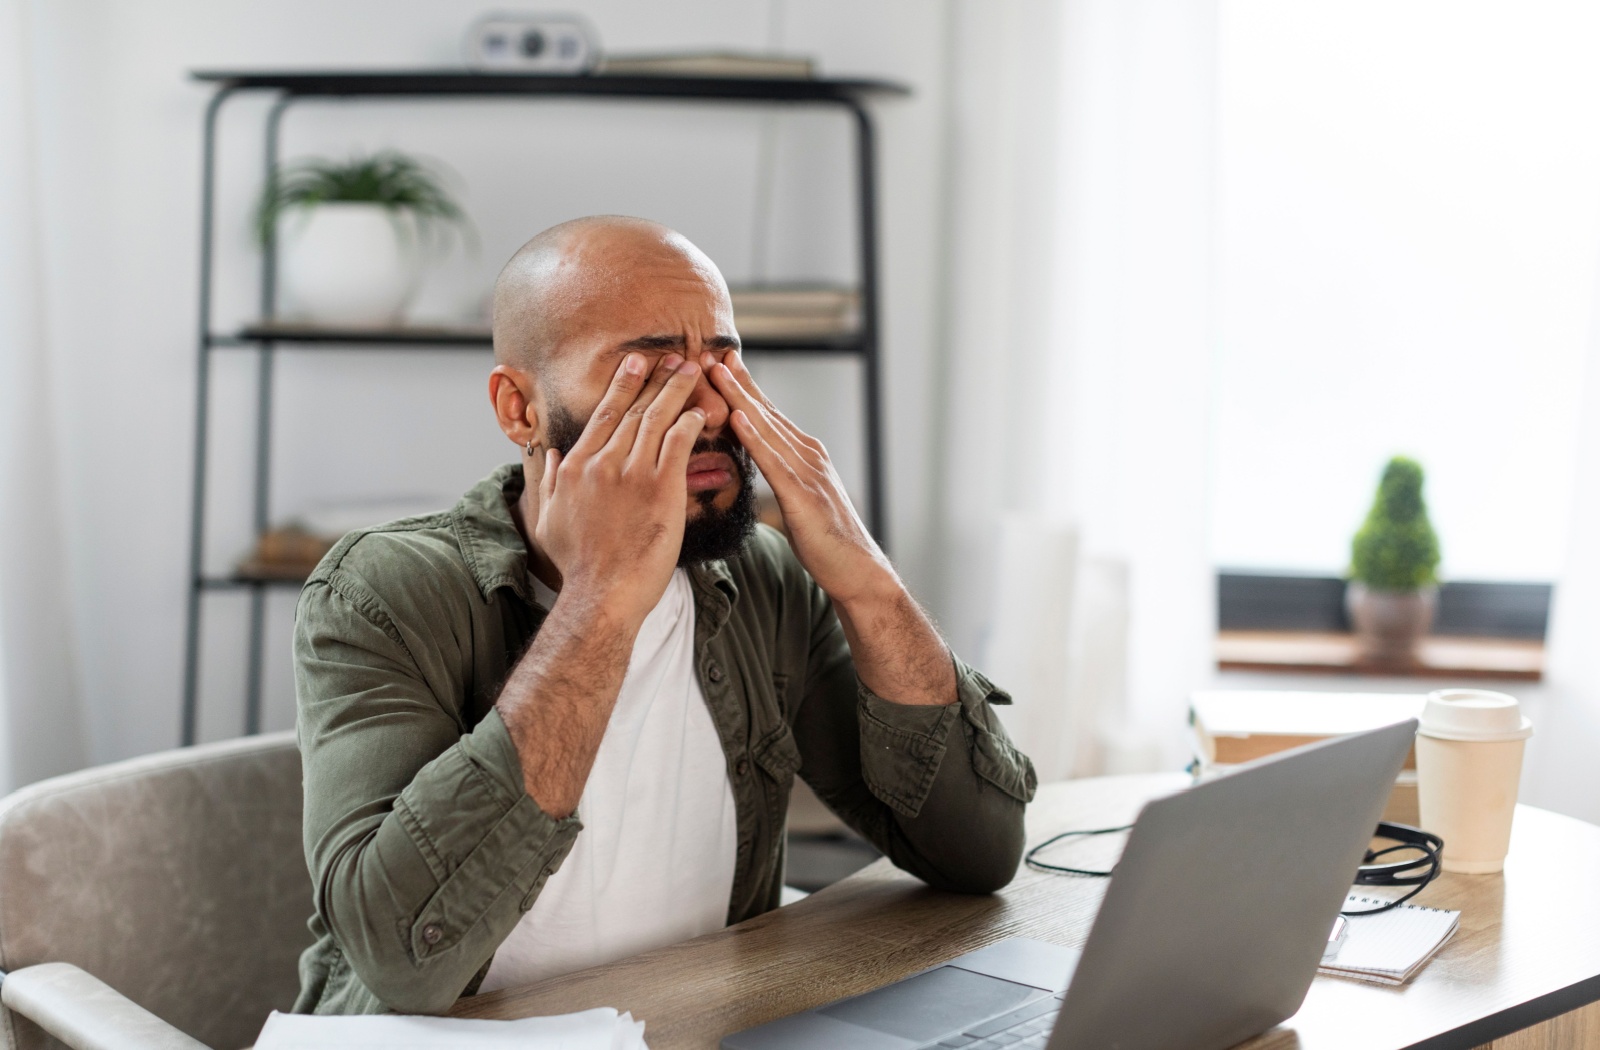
[1530,245,1600,827]
[934,0,1218,772]
[0,0,87,790]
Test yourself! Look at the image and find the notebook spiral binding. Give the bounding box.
[1345,894,1450,915]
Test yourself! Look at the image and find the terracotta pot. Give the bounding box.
[1345,582,1437,665]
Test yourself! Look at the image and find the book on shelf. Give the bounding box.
[596,52,815,79]
[235,499,451,582]
[728,285,860,342]
[235,525,333,582]
[1189,691,1426,826]
[729,287,859,316]
[732,314,859,339]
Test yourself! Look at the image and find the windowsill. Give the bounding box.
[1215,630,1544,681]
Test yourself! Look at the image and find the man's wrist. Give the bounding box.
[830,565,958,708]
[829,561,907,618]
[547,578,651,640]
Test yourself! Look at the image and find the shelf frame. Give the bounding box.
[182,69,907,746]
[223,322,870,355]
[188,69,909,101]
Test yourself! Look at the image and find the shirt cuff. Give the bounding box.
[458,705,537,802]
[856,656,1036,819]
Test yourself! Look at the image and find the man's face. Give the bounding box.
[536,242,757,564]
[543,403,756,566]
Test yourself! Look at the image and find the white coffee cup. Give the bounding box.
[1415,689,1532,874]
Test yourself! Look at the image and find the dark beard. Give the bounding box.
[545,403,758,566]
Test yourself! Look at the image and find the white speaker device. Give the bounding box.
[464,13,598,73]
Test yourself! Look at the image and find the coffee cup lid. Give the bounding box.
[1419,689,1533,742]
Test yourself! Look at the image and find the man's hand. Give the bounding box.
[535,351,707,628]
[705,351,894,606]
[706,351,957,707]
[499,351,705,818]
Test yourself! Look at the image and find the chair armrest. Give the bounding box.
[1,963,212,1050]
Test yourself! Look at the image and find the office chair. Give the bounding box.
[0,732,310,1050]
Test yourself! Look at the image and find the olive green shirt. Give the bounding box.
[292,464,1037,1016]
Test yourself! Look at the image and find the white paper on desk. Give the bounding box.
[254,1007,647,1050]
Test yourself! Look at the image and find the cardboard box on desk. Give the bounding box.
[1189,691,1427,827]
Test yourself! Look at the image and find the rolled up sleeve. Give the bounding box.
[296,577,578,1015]
[858,658,1037,818]
[793,581,1037,895]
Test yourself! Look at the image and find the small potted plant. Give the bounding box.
[1346,456,1442,665]
[256,151,468,326]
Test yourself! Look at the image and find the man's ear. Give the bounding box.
[489,365,539,447]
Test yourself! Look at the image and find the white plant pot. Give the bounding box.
[278,202,422,326]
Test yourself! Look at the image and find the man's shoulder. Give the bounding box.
[311,509,462,583]
[300,506,500,630]
[302,466,528,621]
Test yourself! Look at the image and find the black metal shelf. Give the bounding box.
[189,69,909,103]
[224,323,867,355]
[198,575,307,591]
[183,67,904,746]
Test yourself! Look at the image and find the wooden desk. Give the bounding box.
[454,775,1600,1049]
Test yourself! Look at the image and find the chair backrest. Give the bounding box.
[0,732,310,1050]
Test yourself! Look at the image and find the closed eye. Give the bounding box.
[614,333,741,355]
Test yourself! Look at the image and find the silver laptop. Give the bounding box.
[723,719,1416,1050]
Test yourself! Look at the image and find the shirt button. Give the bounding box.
[421,924,443,946]
[708,663,725,683]
[736,758,750,776]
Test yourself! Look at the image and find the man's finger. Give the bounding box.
[720,352,823,453]
[658,406,708,472]
[708,352,797,434]
[633,358,702,465]
[709,359,808,464]
[716,351,792,424]
[540,448,561,507]
[729,408,802,492]
[567,352,650,459]
[606,353,684,457]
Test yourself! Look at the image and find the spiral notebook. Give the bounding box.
[1318,895,1460,986]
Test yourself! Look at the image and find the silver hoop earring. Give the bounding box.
[525,438,539,457]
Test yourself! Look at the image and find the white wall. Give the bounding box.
[24,0,957,763]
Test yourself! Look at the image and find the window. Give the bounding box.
[1211,1,1600,587]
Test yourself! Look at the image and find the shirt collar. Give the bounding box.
[451,464,536,605]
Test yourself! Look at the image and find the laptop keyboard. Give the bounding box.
[917,995,1062,1050]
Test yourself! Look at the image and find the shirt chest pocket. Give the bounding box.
[750,672,802,786]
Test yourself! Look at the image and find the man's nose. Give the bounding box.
[685,368,731,434]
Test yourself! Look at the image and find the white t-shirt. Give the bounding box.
[478,569,739,992]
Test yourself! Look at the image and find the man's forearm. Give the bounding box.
[832,570,957,707]
[497,592,637,817]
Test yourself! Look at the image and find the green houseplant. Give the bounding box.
[256,152,469,326]
[1346,456,1442,664]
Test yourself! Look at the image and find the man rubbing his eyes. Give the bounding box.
[291,215,1037,1016]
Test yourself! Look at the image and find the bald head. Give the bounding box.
[492,215,729,376]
